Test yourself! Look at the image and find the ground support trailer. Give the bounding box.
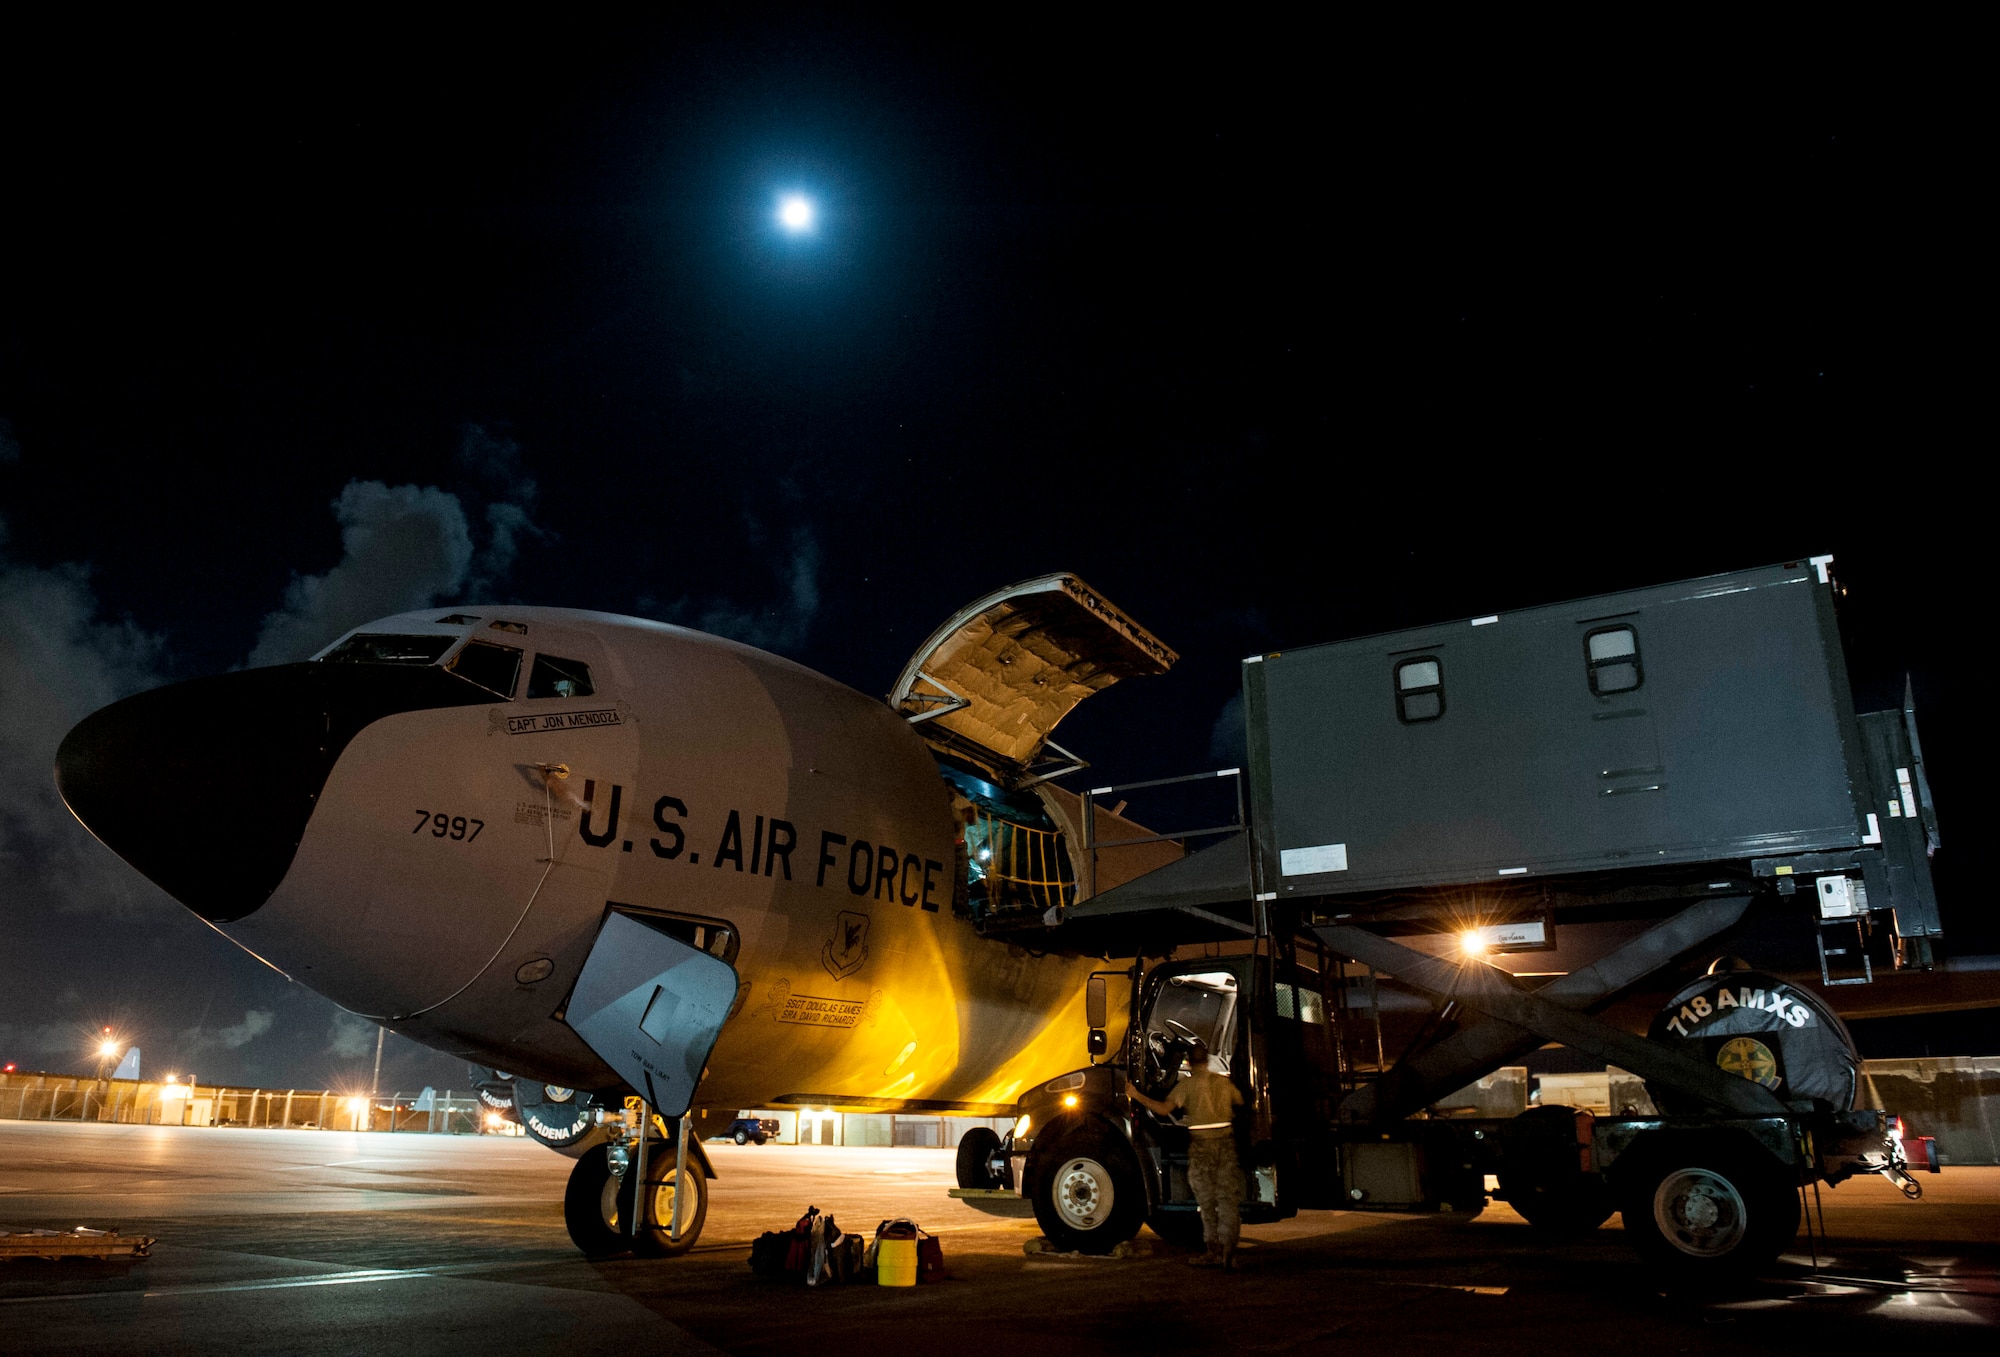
[955,558,1944,1281]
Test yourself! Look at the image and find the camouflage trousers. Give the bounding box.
[1186,1135,1244,1251]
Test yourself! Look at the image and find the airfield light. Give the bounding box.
[1458,929,1489,959]
[99,1040,119,1058]
[777,194,815,233]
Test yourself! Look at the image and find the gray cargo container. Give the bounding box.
[1241,556,1937,930]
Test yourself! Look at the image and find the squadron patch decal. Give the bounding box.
[821,911,870,980]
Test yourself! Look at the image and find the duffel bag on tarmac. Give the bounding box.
[748,1206,821,1281]
[749,1230,792,1279]
[916,1227,944,1283]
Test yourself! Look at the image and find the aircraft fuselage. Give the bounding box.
[62,607,1097,1115]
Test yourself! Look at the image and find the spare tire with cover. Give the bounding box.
[1645,966,1859,1114]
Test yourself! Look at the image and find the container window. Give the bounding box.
[1585,626,1643,695]
[447,640,523,698]
[527,654,595,700]
[1395,657,1444,722]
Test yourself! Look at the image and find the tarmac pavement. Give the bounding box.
[2,1121,1995,1355]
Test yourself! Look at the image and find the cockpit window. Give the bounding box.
[527,654,595,700]
[318,634,456,665]
[446,640,523,698]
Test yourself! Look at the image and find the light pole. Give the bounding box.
[94,1029,120,1120]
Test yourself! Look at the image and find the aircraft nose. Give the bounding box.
[55,666,336,922]
[56,660,502,923]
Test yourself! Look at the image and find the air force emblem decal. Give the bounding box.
[821,911,870,981]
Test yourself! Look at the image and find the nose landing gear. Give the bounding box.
[562,1106,712,1257]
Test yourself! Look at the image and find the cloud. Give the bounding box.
[179,1009,275,1053]
[246,481,475,666]
[649,531,822,656]
[0,543,174,919]
[327,1010,379,1059]
[245,427,550,663]
[455,423,535,504]
[0,433,522,1088]
[1208,691,1247,768]
[0,1018,98,1061]
[470,501,544,598]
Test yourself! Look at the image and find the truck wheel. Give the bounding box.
[1029,1123,1144,1254]
[1147,1209,1207,1250]
[1506,1175,1613,1234]
[733,1129,749,1145]
[1499,1106,1612,1235]
[563,1145,632,1258]
[956,1126,1004,1189]
[1619,1142,1798,1279]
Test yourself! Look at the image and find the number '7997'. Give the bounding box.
[413,810,484,842]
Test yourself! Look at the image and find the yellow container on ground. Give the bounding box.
[877,1237,918,1286]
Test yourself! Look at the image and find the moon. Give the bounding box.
[777,194,814,233]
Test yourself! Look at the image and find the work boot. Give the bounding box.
[1187,1246,1222,1268]
[1220,1242,1238,1272]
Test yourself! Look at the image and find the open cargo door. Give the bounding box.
[890,574,1176,787]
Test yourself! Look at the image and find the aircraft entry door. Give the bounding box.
[565,911,739,1116]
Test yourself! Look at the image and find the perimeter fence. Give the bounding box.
[0,1071,490,1134]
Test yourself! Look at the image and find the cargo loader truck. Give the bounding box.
[951,557,1944,1281]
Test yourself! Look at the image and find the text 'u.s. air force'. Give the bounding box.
[571,779,944,912]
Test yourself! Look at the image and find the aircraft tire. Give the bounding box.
[628,1153,708,1257]
[1028,1122,1145,1254]
[563,1146,633,1258]
[955,1126,1004,1189]
[1617,1136,1798,1280]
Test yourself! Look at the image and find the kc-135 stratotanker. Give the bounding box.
[56,561,1957,1277]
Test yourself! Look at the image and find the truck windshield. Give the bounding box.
[1148,970,1238,1073]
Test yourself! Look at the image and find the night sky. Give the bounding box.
[1,16,1979,1090]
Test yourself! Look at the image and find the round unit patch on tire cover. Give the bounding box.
[515,1080,598,1149]
[1646,969,1859,1114]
